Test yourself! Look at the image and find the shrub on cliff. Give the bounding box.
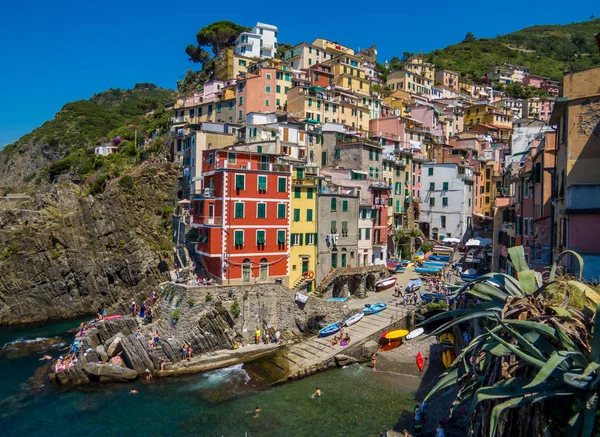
[119,175,134,190]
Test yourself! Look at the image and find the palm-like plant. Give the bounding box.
[422,246,600,437]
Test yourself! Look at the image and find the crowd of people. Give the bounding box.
[329,327,351,347]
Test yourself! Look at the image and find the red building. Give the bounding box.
[192,149,291,285]
[370,184,389,263]
[307,64,334,87]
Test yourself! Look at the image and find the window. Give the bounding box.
[277,230,286,245]
[256,230,266,245]
[305,233,316,245]
[293,209,300,221]
[428,168,434,176]
[278,177,286,192]
[342,200,348,212]
[369,149,373,160]
[430,198,435,206]
[331,253,338,268]
[265,100,269,107]
[294,187,301,199]
[257,203,266,218]
[235,174,245,190]
[341,221,348,237]
[239,60,247,67]
[276,85,281,93]
[443,182,449,191]
[228,153,236,164]
[358,229,362,240]
[442,197,448,206]
[258,175,267,192]
[335,148,341,159]
[331,220,337,233]
[331,197,337,211]
[239,96,243,105]
[234,202,244,218]
[429,182,435,190]
[306,209,313,221]
[238,110,243,120]
[291,234,301,246]
[277,203,286,219]
[266,86,271,93]
[234,230,244,247]
[375,151,380,161]
[307,188,314,199]
[365,228,371,239]
[341,252,347,268]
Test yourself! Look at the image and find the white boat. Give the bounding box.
[406,327,425,340]
[344,312,364,326]
[375,276,397,291]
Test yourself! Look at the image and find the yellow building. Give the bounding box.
[458,80,475,96]
[402,56,435,81]
[386,70,433,97]
[464,103,512,129]
[312,38,354,56]
[323,54,370,95]
[383,90,412,117]
[289,165,320,293]
[214,48,254,81]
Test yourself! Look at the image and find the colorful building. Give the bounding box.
[236,67,277,122]
[234,22,278,59]
[464,103,512,129]
[214,48,254,81]
[435,69,460,91]
[192,149,291,285]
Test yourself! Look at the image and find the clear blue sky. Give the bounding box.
[0,0,595,147]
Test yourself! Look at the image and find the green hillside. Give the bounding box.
[425,18,600,82]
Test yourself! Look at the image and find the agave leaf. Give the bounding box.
[549,306,573,317]
[464,288,493,302]
[523,351,585,389]
[423,369,458,403]
[489,391,574,437]
[567,280,600,308]
[581,392,599,437]
[549,319,579,352]
[486,273,524,297]
[508,246,529,273]
[488,342,513,356]
[532,280,558,298]
[418,302,500,327]
[517,269,539,296]
[551,250,585,282]
[471,283,511,302]
[501,319,558,339]
[589,302,600,362]
[495,316,547,362]
[487,329,545,369]
[429,311,500,338]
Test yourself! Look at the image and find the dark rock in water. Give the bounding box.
[83,363,138,382]
[0,337,64,359]
[334,354,359,367]
[295,317,307,332]
[26,363,53,390]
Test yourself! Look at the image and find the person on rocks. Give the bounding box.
[275,330,281,344]
[330,336,339,348]
[130,301,136,316]
[102,307,108,319]
[159,358,166,371]
[255,327,261,345]
[152,291,157,303]
[145,369,152,381]
[135,328,143,338]
[402,430,413,437]
[371,352,377,369]
[153,330,160,346]
[140,301,147,319]
[181,344,187,361]
[130,389,138,394]
[186,345,193,360]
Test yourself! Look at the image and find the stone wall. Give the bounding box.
[315,265,389,299]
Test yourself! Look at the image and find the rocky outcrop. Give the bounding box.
[0,164,179,325]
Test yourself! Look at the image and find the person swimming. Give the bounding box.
[39,355,52,361]
[130,389,138,394]
[312,387,322,398]
[253,406,261,418]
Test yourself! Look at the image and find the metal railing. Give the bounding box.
[195,216,223,226]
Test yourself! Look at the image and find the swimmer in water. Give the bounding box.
[253,406,261,418]
[312,387,322,398]
[130,389,138,394]
[39,355,52,361]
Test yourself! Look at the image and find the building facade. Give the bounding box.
[235,22,278,59]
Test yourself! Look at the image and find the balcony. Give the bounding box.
[292,177,319,186]
[172,116,187,123]
[212,159,290,173]
[195,216,223,226]
[372,241,386,247]
[368,180,391,190]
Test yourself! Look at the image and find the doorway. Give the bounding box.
[242,259,251,283]
[260,258,268,282]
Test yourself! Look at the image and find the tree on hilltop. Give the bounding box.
[463,32,476,42]
[185,21,250,63]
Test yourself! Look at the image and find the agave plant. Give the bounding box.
[421,246,600,437]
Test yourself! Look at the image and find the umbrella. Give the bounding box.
[442,237,461,244]
[465,238,482,247]
[177,199,191,204]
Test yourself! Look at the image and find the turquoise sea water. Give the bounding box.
[0,319,415,437]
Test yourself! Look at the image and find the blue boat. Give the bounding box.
[415,267,442,275]
[396,266,406,273]
[406,279,423,292]
[420,292,451,303]
[460,273,479,282]
[429,255,451,262]
[400,260,411,267]
[363,302,387,315]
[327,297,348,302]
[319,321,343,337]
[423,261,446,268]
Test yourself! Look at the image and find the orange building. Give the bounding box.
[192,149,292,285]
[236,67,278,122]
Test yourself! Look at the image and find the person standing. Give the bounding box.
[255,327,261,345]
[371,352,377,369]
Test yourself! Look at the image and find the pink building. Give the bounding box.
[434,70,460,91]
[236,67,277,122]
[410,105,444,139]
[541,79,560,97]
[539,98,555,121]
[202,80,236,102]
[523,75,544,89]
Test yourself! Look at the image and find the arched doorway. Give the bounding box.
[341,248,348,268]
[432,227,439,241]
[366,273,376,291]
[242,258,252,283]
[259,258,268,282]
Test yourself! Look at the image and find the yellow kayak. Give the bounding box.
[440,333,455,368]
[382,329,410,340]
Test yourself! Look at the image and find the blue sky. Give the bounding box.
[0,0,595,147]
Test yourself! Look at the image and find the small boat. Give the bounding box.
[327,297,348,302]
[440,333,456,368]
[386,261,401,268]
[416,351,425,371]
[415,267,441,275]
[375,276,397,291]
[363,302,387,315]
[380,339,401,352]
[422,261,445,268]
[406,279,423,292]
[381,329,409,340]
[319,322,342,337]
[415,251,425,260]
[420,292,450,303]
[344,312,364,326]
[406,327,424,340]
[400,260,411,267]
[429,255,451,262]
[460,268,479,282]
[395,265,406,273]
[104,315,122,320]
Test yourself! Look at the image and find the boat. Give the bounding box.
[319,322,342,337]
[375,276,397,291]
[327,297,348,302]
[440,333,455,368]
[400,260,411,267]
[344,312,364,326]
[416,351,425,371]
[104,315,122,320]
[460,268,479,282]
[406,327,424,340]
[420,292,450,303]
[415,267,441,275]
[381,329,409,340]
[406,279,423,292]
[386,261,401,268]
[429,255,451,262]
[363,302,387,315]
[422,261,446,268]
[379,339,401,352]
[433,245,454,253]
[415,251,425,260]
[395,266,406,273]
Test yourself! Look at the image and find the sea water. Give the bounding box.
[0,319,415,436]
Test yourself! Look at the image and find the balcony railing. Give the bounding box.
[211,160,290,173]
[195,216,223,226]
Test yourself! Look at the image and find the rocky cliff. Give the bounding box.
[0,163,179,324]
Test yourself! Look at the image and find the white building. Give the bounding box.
[234,22,278,59]
[94,144,119,156]
[419,163,473,241]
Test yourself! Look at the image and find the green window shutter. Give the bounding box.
[278,177,286,192]
[305,232,311,245]
[331,221,337,233]
[443,197,448,206]
[430,198,435,206]
[375,151,379,161]
[428,168,434,176]
[429,182,435,190]
[294,187,301,198]
[299,234,303,245]
[294,209,300,221]
[335,148,340,159]
[314,233,318,244]
[235,174,245,190]
[361,209,366,219]
[276,85,281,93]
[234,202,244,218]
[277,204,286,218]
[443,182,449,191]
[306,209,313,221]
[342,200,348,212]
[365,228,371,239]
[257,230,266,244]
[228,153,236,164]
[358,229,362,240]
[234,230,244,245]
[257,203,266,218]
[277,230,286,244]
[331,197,337,211]
[257,145,262,153]
[369,150,373,160]
[296,168,304,179]
[258,176,267,191]
[396,200,400,213]
[307,188,313,199]
[342,221,348,234]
